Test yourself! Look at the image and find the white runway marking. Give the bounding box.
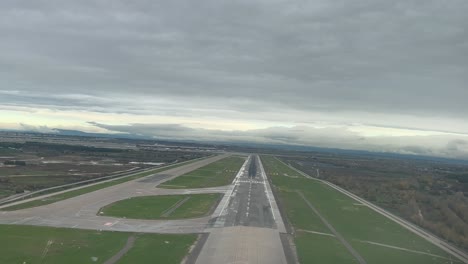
[246,181,252,218]
[237,180,264,184]
[217,156,250,217]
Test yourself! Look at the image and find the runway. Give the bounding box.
[195,155,288,264]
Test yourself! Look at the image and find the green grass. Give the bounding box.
[0,189,14,198]
[0,225,197,264]
[0,167,61,177]
[8,175,70,186]
[118,233,197,264]
[1,159,200,211]
[0,146,20,155]
[159,156,245,189]
[260,156,463,264]
[280,190,329,233]
[295,232,357,264]
[0,224,128,264]
[351,241,459,264]
[99,193,221,220]
[264,156,304,178]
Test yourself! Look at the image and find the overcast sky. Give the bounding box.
[1,0,468,158]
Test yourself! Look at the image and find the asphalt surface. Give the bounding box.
[0,155,230,234]
[214,155,275,228]
[195,226,287,264]
[196,155,288,264]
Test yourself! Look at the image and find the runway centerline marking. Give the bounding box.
[246,181,252,218]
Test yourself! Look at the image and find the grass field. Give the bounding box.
[99,193,221,219]
[158,156,245,189]
[0,225,196,264]
[117,233,197,264]
[1,159,200,211]
[295,232,357,264]
[261,156,462,264]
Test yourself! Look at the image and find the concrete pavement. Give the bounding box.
[0,155,229,234]
[196,155,288,264]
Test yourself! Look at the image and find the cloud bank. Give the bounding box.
[1,0,468,159]
[88,122,468,160]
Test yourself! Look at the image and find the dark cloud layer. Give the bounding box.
[1,0,468,158]
[1,0,467,116]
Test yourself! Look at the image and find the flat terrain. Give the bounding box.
[295,232,357,264]
[1,146,465,264]
[1,160,198,211]
[0,224,196,264]
[281,153,468,252]
[261,155,464,264]
[99,193,221,220]
[0,155,229,234]
[158,156,245,189]
[0,140,207,198]
[0,154,234,264]
[112,233,197,264]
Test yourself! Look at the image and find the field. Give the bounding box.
[158,156,245,189]
[261,156,462,264]
[281,153,468,252]
[0,224,196,264]
[1,160,199,211]
[117,233,197,263]
[295,233,357,264]
[99,193,221,219]
[0,140,208,198]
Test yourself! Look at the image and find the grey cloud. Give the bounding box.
[1,0,468,158]
[447,139,468,152]
[19,123,57,134]
[0,0,467,117]
[89,122,366,149]
[89,122,468,159]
